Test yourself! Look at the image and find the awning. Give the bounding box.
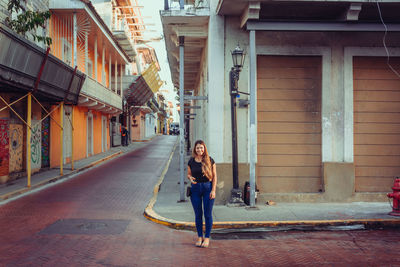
[0,25,85,104]
[124,75,154,114]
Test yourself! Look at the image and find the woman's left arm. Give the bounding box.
[210,163,217,199]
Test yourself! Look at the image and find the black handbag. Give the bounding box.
[186,186,191,197]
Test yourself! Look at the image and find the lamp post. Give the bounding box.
[229,44,246,205]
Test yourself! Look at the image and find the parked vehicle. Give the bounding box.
[169,123,180,135]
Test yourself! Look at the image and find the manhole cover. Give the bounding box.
[40,219,130,235]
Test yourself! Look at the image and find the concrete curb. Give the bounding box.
[143,146,400,231]
[0,151,123,201]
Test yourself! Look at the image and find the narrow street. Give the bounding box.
[0,136,399,266]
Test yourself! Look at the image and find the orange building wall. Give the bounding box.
[131,114,140,141]
[131,111,146,141]
[73,106,88,161]
[49,14,73,67]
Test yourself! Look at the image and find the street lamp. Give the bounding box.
[229,44,246,205]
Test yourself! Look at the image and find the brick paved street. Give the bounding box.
[0,136,399,267]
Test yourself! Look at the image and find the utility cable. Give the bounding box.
[376,1,400,79]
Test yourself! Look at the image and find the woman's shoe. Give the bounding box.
[201,238,209,248]
[195,237,203,247]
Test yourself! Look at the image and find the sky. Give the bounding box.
[138,0,176,105]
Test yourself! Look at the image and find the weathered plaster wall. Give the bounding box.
[217,15,400,202]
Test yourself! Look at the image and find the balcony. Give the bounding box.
[164,0,209,12]
[79,76,122,112]
[112,17,136,62]
[161,0,209,90]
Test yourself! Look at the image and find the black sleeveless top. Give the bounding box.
[188,156,215,183]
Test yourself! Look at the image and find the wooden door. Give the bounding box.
[353,57,400,192]
[257,55,322,193]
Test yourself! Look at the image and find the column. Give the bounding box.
[120,64,123,95]
[249,30,257,207]
[85,32,88,74]
[179,36,185,201]
[73,12,77,67]
[115,60,118,94]
[94,37,98,81]
[109,55,112,90]
[102,44,105,85]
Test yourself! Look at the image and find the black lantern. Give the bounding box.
[231,44,245,71]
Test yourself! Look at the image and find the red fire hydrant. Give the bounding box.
[387,178,400,216]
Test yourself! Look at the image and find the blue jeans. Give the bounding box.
[190,181,215,238]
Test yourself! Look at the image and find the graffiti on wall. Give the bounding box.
[9,124,23,173]
[0,119,9,176]
[41,117,50,167]
[29,120,41,171]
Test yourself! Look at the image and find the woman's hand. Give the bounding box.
[210,190,215,199]
[188,176,197,184]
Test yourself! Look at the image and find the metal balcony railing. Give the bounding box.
[81,76,122,110]
[164,0,209,11]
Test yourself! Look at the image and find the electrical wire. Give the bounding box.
[376,1,400,79]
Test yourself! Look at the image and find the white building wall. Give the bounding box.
[145,113,156,138]
[207,0,225,163]
[223,17,250,164]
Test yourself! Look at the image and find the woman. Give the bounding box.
[187,140,217,248]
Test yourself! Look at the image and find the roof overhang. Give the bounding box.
[124,75,154,114]
[160,6,209,91]
[113,30,136,60]
[218,0,400,29]
[78,96,121,114]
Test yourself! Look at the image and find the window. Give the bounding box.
[62,39,72,66]
[87,59,93,78]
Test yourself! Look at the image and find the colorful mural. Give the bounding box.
[0,119,9,177]
[41,117,50,167]
[29,120,41,171]
[9,124,23,173]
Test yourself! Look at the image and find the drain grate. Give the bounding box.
[40,219,130,235]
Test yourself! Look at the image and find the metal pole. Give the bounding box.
[27,93,32,187]
[60,102,64,176]
[249,30,257,207]
[179,36,185,202]
[180,0,184,9]
[230,69,239,190]
[229,69,244,205]
[164,0,169,10]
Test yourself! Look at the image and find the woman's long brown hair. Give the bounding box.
[192,140,213,181]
